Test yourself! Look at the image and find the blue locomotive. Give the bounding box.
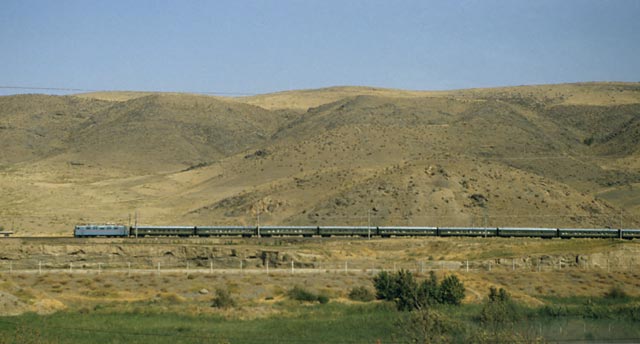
[74,224,129,237]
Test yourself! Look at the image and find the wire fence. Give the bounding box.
[1,255,636,275]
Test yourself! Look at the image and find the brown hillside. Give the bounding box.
[63,93,292,171]
[0,95,113,164]
[0,82,639,235]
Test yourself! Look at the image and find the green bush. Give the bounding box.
[416,271,439,306]
[288,286,317,302]
[479,287,520,327]
[539,304,570,317]
[372,270,465,311]
[605,285,628,300]
[372,271,396,301]
[317,294,330,304]
[348,286,375,302]
[438,275,465,306]
[288,286,328,304]
[211,288,236,309]
[396,308,462,344]
[395,270,419,311]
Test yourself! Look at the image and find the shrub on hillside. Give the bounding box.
[287,286,329,304]
[288,286,318,302]
[439,275,465,306]
[372,270,465,311]
[348,286,375,302]
[373,271,396,301]
[605,285,628,300]
[212,288,236,309]
[479,287,520,327]
[317,294,330,304]
[417,271,440,306]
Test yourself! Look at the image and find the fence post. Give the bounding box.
[98,263,102,275]
[466,260,469,273]
[291,260,294,274]
[345,261,348,273]
[210,261,213,274]
[538,258,541,272]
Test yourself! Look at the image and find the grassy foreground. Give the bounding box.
[2,295,640,344]
[0,303,397,344]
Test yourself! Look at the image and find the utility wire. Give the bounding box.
[0,85,258,96]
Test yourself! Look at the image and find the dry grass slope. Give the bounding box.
[0,82,639,234]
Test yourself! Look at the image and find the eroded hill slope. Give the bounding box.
[0,83,639,235]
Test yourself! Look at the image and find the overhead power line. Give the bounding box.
[0,85,258,96]
[0,85,100,92]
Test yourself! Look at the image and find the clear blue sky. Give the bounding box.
[1,0,639,96]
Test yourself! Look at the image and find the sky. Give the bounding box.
[1,0,639,96]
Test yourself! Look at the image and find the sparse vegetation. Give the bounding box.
[605,285,629,300]
[479,287,520,328]
[373,270,465,311]
[211,288,236,309]
[395,308,462,344]
[2,83,640,234]
[348,286,375,302]
[1,84,640,342]
[287,286,329,304]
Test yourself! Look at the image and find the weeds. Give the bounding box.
[287,286,329,304]
[348,286,375,302]
[605,285,629,300]
[212,288,236,309]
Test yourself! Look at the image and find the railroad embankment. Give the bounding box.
[1,237,639,316]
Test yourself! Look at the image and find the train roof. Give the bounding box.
[259,225,318,229]
[134,225,194,229]
[75,224,126,227]
[559,228,619,231]
[498,227,557,231]
[197,225,256,229]
[378,226,437,229]
[438,227,497,230]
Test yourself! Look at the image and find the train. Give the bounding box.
[73,224,640,239]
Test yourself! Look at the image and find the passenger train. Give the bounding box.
[73,224,640,239]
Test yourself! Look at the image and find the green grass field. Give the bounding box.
[0,303,398,344]
[2,296,640,344]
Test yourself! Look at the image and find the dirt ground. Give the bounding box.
[1,237,639,316]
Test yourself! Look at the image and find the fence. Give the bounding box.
[1,255,636,275]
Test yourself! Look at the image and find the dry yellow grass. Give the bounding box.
[1,236,639,315]
[0,82,639,235]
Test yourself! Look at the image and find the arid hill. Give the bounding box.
[0,82,639,235]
